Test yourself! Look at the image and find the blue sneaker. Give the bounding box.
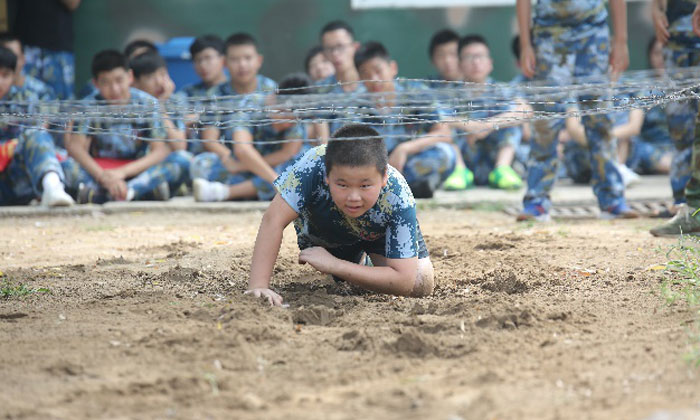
[516,203,551,222]
[599,202,640,220]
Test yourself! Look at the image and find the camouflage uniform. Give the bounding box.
[0,86,65,204]
[274,145,429,262]
[174,80,228,155]
[663,0,700,205]
[62,88,190,200]
[23,46,74,100]
[315,74,367,134]
[626,104,674,175]
[524,0,627,213]
[351,79,456,193]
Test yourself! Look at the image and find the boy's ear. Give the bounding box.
[127,69,134,86]
[382,171,389,187]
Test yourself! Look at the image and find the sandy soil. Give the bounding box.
[0,209,699,420]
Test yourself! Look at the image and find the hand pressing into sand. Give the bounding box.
[298,247,336,274]
[245,288,284,307]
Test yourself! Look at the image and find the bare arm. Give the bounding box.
[65,132,102,180]
[232,130,278,184]
[201,127,231,158]
[247,195,299,305]
[116,141,170,179]
[516,0,536,78]
[262,137,303,168]
[163,114,187,151]
[398,123,452,155]
[564,115,587,146]
[611,108,644,140]
[609,0,630,79]
[652,0,670,43]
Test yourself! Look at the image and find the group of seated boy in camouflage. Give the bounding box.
[0,19,673,211]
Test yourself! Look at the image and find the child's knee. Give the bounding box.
[411,257,435,297]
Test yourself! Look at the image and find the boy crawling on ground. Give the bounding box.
[246,124,435,306]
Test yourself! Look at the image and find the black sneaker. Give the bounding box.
[409,180,434,199]
[77,183,108,204]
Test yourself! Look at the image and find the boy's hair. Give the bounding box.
[279,72,313,95]
[91,49,129,78]
[320,20,355,39]
[428,29,459,59]
[458,34,489,54]
[304,45,324,73]
[225,32,258,52]
[354,41,390,69]
[124,39,157,59]
[511,35,520,60]
[129,51,166,79]
[190,34,225,58]
[0,46,17,72]
[0,32,22,52]
[326,125,388,175]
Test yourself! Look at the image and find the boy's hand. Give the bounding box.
[652,6,670,43]
[519,43,537,79]
[245,288,284,306]
[99,169,128,201]
[388,146,408,172]
[693,3,700,37]
[609,39,629,81]
[298,247,336,274]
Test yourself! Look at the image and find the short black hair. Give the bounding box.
[190,34,224,58]
[326,125,388,175]
[511,35,520,60]
[278,72,313,95]
[0,46,17,72]
[225,32,258,53]
[124,39,157,59]
[428,29,459,59]
[354,41,391,70]
[458,34,489,55]
[0,32,22,52]
[304,45,324,73]
[129,51,166,79]
[320,20,355,39]
[92,49,129,79]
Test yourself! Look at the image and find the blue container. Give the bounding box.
[158,37,198,90]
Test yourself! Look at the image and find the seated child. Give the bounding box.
[191,72,311,201]
[352,41,458,198]
[246,124,435,306]
[0,46,73,206]
[447,34,524,190]
[305,45,335,83]
[426,29,462,88]
[63,49,190,203]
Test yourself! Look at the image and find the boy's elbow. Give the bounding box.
[409,258,435,298]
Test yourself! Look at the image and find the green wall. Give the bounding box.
[73,1,655,90]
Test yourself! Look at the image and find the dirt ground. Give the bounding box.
[1,208,699,420]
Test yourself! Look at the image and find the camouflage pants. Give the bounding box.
[399,142,456,192]
[664,43,699,203]
[460,126,520,185]
[524,23,625,212]
[61,151,192,201]
[190,152,296,201]
[23,46,75,100]
[687,123,700,208]
[0,130,65,205]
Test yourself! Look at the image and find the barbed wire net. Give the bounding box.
[3,68,700,146]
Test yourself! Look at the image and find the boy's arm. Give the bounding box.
[162,113,187,151]
[247,194,299,306]
[232,129,279,184]
[652,0,670,43]
[298,248,418,297]
[564,115,587,146]
[261,138,303,168]
[389,123,451,171]
[693,0,700,37]
[114,141,171,179]
[609,0,629,80]
[611,108,644,140]
[516,0,536,78]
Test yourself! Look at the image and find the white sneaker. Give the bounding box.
[617,164,641,188]
[41,187,75,207]
[193,178,228,202]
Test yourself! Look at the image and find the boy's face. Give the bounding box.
[326,164,388,218]
[193,47,225,84]
[1,40,24,74]
[226,44,262,86]
[133,67,171,100]
[0,67,14,99]
[94,67,133,103]
[358,57,397,93]
[321,29,358,72]
[431,41,460,81]
[459,42,492,83]
[308,52,335,82]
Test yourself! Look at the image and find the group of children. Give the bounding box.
[2,1,700,303]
